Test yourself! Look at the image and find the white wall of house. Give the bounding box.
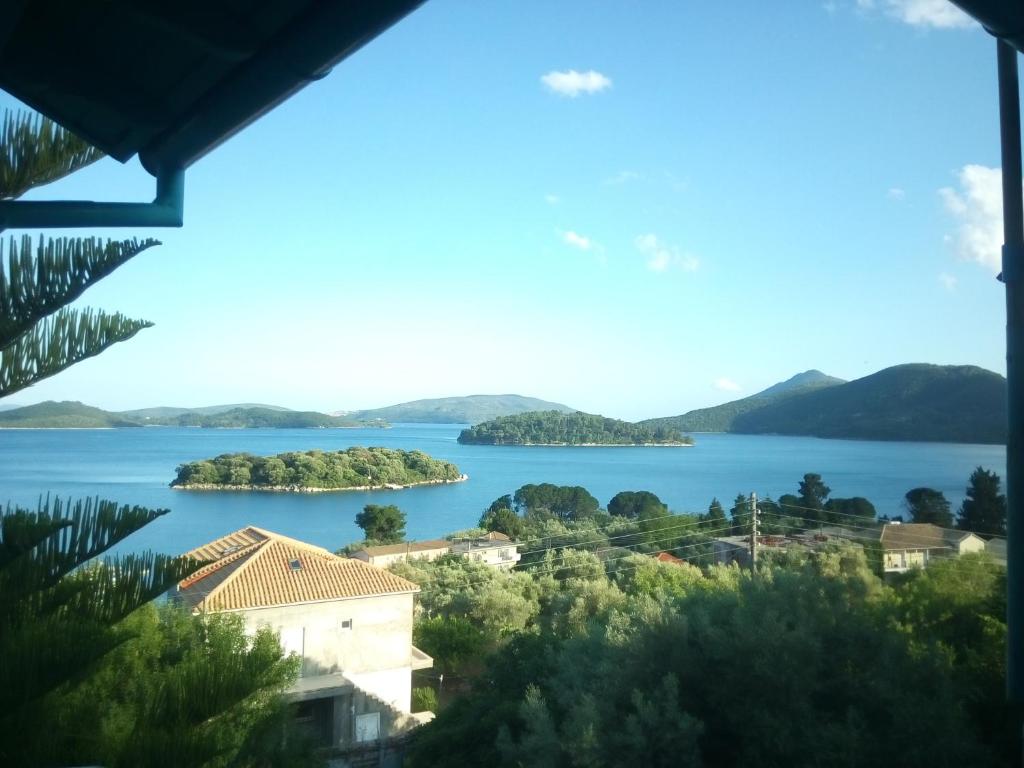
[351,547,450,568]
[450,542,521,570]
[238,592,416,713]
[955,534,986,555]
[348,667,412,714]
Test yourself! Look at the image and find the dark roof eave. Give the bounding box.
[138,1,427,175]
[950,1,1024,54]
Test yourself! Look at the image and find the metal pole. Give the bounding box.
[750,492,758,570]
[999,40,1024,714]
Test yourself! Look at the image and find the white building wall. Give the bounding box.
[348,667,412,714]
[238,592,416,714]
[451,542,521,570]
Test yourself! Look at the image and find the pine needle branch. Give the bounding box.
[0,235,160,349]
[0,111,104,199]
[0,307,152,399]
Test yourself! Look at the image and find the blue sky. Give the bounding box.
[1,0,1013,420]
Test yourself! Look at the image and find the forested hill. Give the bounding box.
[119,403,292,420]
[168,407,369,428]
[348,394,576,425]
[640,370,845,433]
[171,447,463,490]
[457,410,692,446]
[0,401,141,428]
[731,364,1007,444]
[0,402,379,429]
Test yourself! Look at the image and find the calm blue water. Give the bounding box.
[0,425,1006,555]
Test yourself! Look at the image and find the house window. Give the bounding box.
[340,618,353,630]
[355,711,380,743]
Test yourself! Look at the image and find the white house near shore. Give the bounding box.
[352,531,522,571]
[176,526,433,754]
[450,531,522,570]
[350,539,452,568]
[879,523,986,573]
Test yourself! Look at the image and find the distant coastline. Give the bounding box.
[172,474,469,494]
[491,442,692,447]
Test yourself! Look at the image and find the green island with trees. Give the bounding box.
[171,447,465,492]
[339,468,1010,767]
[457,410,692,446]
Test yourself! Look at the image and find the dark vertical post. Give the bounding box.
[750,492,758,570]
[998,39,1024,712]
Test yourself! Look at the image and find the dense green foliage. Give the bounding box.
[905,487,954,526]
[351,394,576,425]
[458,410,691,446]
[40,604,310,768]
[356,504,406,543]
[514,483,601,523]
[0,400,378,428]
[172,447,462,489]
[958,467,1007,536]
[640,370,844,433]
[731,364,1007,444]
[608,490,667,520]
[402,546,1009,767]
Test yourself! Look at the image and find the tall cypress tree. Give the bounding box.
[957,466,1007,537]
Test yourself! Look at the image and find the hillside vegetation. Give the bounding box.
[732,364,1006,444]
[171,447,463,490]
[0,401,140,428]
[349,394,576,425]
[641,370,844,433]
[458,410,691,446]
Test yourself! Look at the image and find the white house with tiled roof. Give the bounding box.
[879,523,986,573]
[177,526,433,750]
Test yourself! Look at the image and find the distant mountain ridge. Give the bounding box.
[0,402,373,429]
[644,364,1005,444]
[120,403,293,420]
[732,364,1006,444]
[0,401,140,428]
[348,394,577,425]
[641,370,845,433]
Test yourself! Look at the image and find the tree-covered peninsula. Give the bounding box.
[171,447,465,491]
[457,410,692,446]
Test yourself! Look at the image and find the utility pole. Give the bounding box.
[750,492,759,570]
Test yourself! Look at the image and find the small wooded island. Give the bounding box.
[171,447,465,492]
[457,410,693,446]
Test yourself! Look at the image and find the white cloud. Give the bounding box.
[887,187,906,201]
[541,69,612,97]
[562,230,593,251]
[882,0,975,28]
[634,233,699,273]
[714,377,741,392]
[939,164,1003,273]
[938,272,957,291]
[545,194,561,205]
[604,170,639,186]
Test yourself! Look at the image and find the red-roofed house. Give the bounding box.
[177,526,433,751]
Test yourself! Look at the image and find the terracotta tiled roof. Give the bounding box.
[356,540,451,557]
[178,526,419,612]
[654,551,685,565]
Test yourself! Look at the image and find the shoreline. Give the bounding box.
[171,473,469,494]
[459,442,693,447]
